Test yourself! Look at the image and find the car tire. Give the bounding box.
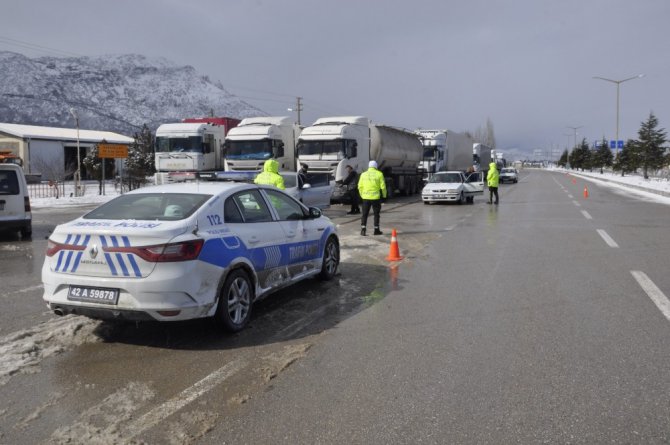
[215,269,253,332]
[318,236,339,280]
[20,224,32,240]
[459,192,466,205]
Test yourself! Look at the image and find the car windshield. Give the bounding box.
[430,173,462,183]
[502,168,515,173]
[83,193,212,220]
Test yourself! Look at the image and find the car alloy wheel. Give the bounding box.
[216,269,253,332]
[318,236,339,280]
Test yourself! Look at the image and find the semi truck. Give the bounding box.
[416,130,474,181]
[473,143,493,174]
[223,116,301,172]
[154,117,240,184]
[297,116,423,199]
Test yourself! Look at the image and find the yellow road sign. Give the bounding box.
[98,144,129,159]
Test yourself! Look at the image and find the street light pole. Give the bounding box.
[592,74,644,156]
[69,108,81,196]
[566,126,583,149]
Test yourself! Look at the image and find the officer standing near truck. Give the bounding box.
[254,159,285,190]
[358,160,387,236]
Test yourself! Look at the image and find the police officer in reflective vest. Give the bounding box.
[254,159,285,190]
[357,160,387,236]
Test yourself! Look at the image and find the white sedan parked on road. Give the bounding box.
[422,171,485,204]
[42,182,339,332]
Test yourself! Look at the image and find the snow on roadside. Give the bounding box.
[0,315,102,386]
[558,169,670,205]
[30,181,122,209]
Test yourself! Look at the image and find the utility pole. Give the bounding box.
[69,108,81,196]
[293,97,303,125]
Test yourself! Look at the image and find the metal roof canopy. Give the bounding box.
[0,123,134,144]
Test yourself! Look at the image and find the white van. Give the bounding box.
[0,164,32,238]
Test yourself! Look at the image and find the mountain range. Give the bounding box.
[0,51,264,136]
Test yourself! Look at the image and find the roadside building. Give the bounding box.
[0,123,134,182]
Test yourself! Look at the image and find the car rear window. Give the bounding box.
[0,171,19,195]
[83,193,212,220]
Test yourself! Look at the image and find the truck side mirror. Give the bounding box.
[276,143,285,158]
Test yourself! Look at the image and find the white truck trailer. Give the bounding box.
[416,130,474,181]
[154,122,227,183]
[223,116,301,172]
[297,116,423,199]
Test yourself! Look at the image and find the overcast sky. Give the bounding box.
[2,0,668,160]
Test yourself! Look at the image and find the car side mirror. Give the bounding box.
[308,207,321,218]
[301,183,311,190]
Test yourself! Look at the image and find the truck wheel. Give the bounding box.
[318,236,339,280]
[215,269,253,332]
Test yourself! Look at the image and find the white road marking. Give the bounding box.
[124,359,246,440]
[597,229,619,248]
[573,200,581,207]
[631,271,670,321]
[581,210,592,219]
[567,194,574,199]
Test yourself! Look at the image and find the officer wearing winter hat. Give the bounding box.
[357,160,387,236]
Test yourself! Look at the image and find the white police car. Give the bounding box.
[42,182,339,332]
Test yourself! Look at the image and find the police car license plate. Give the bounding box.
[68,286,120,305]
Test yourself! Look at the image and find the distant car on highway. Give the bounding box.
[41,182,339,332]
[499,167,519,183]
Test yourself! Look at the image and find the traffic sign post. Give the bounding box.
[98,144,128,196]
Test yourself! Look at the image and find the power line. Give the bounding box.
[0,35,82,58]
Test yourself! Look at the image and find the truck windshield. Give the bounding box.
[298,140,345,157]
[226,140,273,160]
[156,136,203,153]
[423,147,436,159]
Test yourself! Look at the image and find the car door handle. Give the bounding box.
[317,227,325,231]
[247,236,260,244]
[285,230,296,238]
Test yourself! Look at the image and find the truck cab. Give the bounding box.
[224,117,300,172]
[154,123,225,183]
[297,116,370,182]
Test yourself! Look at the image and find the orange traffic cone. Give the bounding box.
[386,229,404,261]
[583,186,589,198]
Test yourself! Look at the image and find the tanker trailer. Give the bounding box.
[297,117,423,200]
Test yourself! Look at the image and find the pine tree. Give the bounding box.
[124,124,155,190]
[592,137,613,174]
[558,149,569,168]
[632,112,667,179]
[613,139,638,175]
[569,138,591,170]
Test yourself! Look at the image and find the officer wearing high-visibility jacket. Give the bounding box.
[357,160,387,236]
[254,159,285,190]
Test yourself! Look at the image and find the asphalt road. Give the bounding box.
[1,170,669,444]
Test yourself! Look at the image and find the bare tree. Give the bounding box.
[472,118,496,148]
[30,157,76,199]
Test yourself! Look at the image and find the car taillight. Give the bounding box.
[46,239,85,256]
[24,196,31,212]
[105,239,204,262]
